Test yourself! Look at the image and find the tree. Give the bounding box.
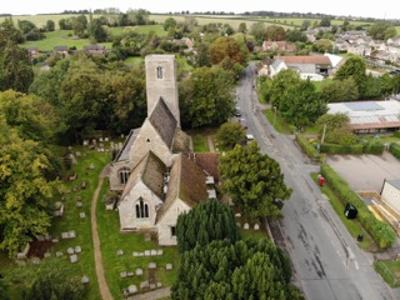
[286,29,307,43]
[238,22,247,33]
[320,78,359,102]
[0,42,34,93]
[171,238,300,300]
[335,56,367,92]
[194,42,210,67]
[264,25,286,41]
[0,278,9,300]
[209,36,246,66]
[164,17,177,31]
[89,18,108,42]
[71,15,88,37]
[45,20,55,31]
[176,200,239,252]
[216,122,246,150]
[301,20,311,31]
[23,269,87,300]
[0,19,24,45]
[180,67,235,128]
[316,113,357,145]
[250,22,266,44]
[368,22,397,40]
[0,121,61,256]
[220,142,291,219]
[17,20,36,34]
[312,39,333,53]
[58,18,72,30]
[320,17,332,27]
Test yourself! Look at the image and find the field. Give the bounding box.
[0,145,110,299]
[0,14,98,29]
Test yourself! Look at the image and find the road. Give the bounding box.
[237,63,396,300]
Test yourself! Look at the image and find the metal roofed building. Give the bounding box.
[327,100,400,133]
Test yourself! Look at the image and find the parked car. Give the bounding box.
[246,134,255,141]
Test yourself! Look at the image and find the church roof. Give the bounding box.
[115,129,139,162]
[156,154,208,223]
[121,151,166,200]
[149,98,177,149]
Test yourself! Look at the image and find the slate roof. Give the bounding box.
[121,151,166,200]
[279,55,332,65]
[115,129,139,162]
[149,98,177,149]
[156,154,208,223]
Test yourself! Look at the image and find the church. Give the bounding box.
[108,55,218,245]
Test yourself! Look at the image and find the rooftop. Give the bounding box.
[278,55,332,65]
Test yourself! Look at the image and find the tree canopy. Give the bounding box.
[209,36,247,66]
[368,22,397,40]
[216,122,247,150]
[220,142,291,219]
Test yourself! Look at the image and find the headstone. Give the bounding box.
[69,254,78,263]
[79,212,86,219]
[138,252,144,257]
[68,146,73,151]
[67,247,74,255]
[99,137,103,142]
[69,230,76,238]
[32,257,41,264]
[89,163,95,170]
[140,281,149,290]
[120,134,125,139]
[80,181,87,190]
[150,283,156,290]
[83,140,89,146]
[128,285,137,294]
[81,276,90,284]
[127,272,133,277]
[92,139,97,145]
[104,137,109,142]
[75,151,81,157]
[116,249,124,256]
[166,263,173,271]
[120,271,127,278]
[144,234,151,241]
[52,238,59,243]
[135,268,143,276]
[150,249,157,256]
[37,235,45,242]
[44,252,51,258]
[75,246,82,254]
[148,262,157,269]
[254,224,260,230]
[236,222,241,227]
[144,250,151,256]
[156,282,162,288]
[76,201,83,208]
[157,249,163,256]
[243,223,250,230]
[56,251,63,257]
[132,251,139,257]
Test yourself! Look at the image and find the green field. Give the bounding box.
[0,146,110,299]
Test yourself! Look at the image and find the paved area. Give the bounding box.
[327,152,400,192]
[91,165,113,300]
[129,287,170,300]
[238,63,398,300]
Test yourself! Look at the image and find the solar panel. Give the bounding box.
[345,101,384,111]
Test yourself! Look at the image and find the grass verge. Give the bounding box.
[374,259,400,288]
[264,109,294,134]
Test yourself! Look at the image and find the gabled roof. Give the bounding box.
[278,55,332,65]
[149,98,177,149]
[156,154,208,223]
[121,151,166,200]
[115,129,139,162]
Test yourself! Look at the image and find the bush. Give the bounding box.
[320,164,396,249]
[295,134,320,161]
[320,140,384,155]
[389,143,400,160]
[363,140,384,155]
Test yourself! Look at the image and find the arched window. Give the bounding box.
[118,167,130,185]
[156,66,163,79]
[136,198,149,218]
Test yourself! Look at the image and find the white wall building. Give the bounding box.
[381,179,400,216]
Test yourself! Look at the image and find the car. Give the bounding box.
[234,111,241,117]
[246,134,255,141]
[239,118,248,129]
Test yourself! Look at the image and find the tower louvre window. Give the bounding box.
[156,66,163,79]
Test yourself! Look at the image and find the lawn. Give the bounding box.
[20,30,111,51]
[192,134,209,152]
[108,24,167,37]
[375,259,400,287]
[124,56,144,66]
[97,181,179,299]
[264,109,294,134]
[0,145,110,299]
[311,173,376,252]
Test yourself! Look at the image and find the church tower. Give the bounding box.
[145,55,180,127]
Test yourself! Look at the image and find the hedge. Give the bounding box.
[320,164,396,249]
[320,140,384,155]
[389,143,400,160]
[295,134,320,161]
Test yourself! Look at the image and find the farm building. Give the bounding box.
[327,100,400,133]
[381,179,400,217]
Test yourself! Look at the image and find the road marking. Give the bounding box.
[354,261,360,270]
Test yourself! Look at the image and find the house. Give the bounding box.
[269,55,332,80]
[328,100,400,133]
[84,44,106,56]
[173,37,194,50]
[109,55,216,246]
[381,179,400,216]
[387,37,400,47]
[262,41,296,53]
[54,45,69,57]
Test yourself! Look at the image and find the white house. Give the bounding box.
[381,179,400,216]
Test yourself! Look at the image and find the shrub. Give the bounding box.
[320,164,396,249]
[295,134,320,161]
[389,143,400,160]
[320,143,364,154]
[363,140,384,155]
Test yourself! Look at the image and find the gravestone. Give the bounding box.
[144,250,151,256]
[79,212,86,219]
[44,252,51,258]
[132,251,139,257]
[75,151,81,157]
[80,181,87,190]
[89,163,95,170]
[166,263,173,271]
[157,249,163,256]
[150,283,156,289]
[120,271,127,278]
[127,272,133,277]
[128,285,137,294]
[235,213,241,218]
[52,238,59,243]
[76,201,83,208]
[150,249,157,256]
[156,282,162,288]
[236,222,241,228]
[105,137,109,142]
[148,262,157,269]
[32,257,41,264]
[254,224,260,230]
[116,249,124,256]
[81,276,90,284]
[135,268,143,276]
[56,251,63,257]
[75,246,82,254]
[67,247,74,255]
[70,254,78,263]
[140,281,149,290]
[243,223,250,230]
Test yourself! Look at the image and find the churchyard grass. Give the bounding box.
[97,181,179,299]
[0,145,110,299]
[192,134,209,152]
